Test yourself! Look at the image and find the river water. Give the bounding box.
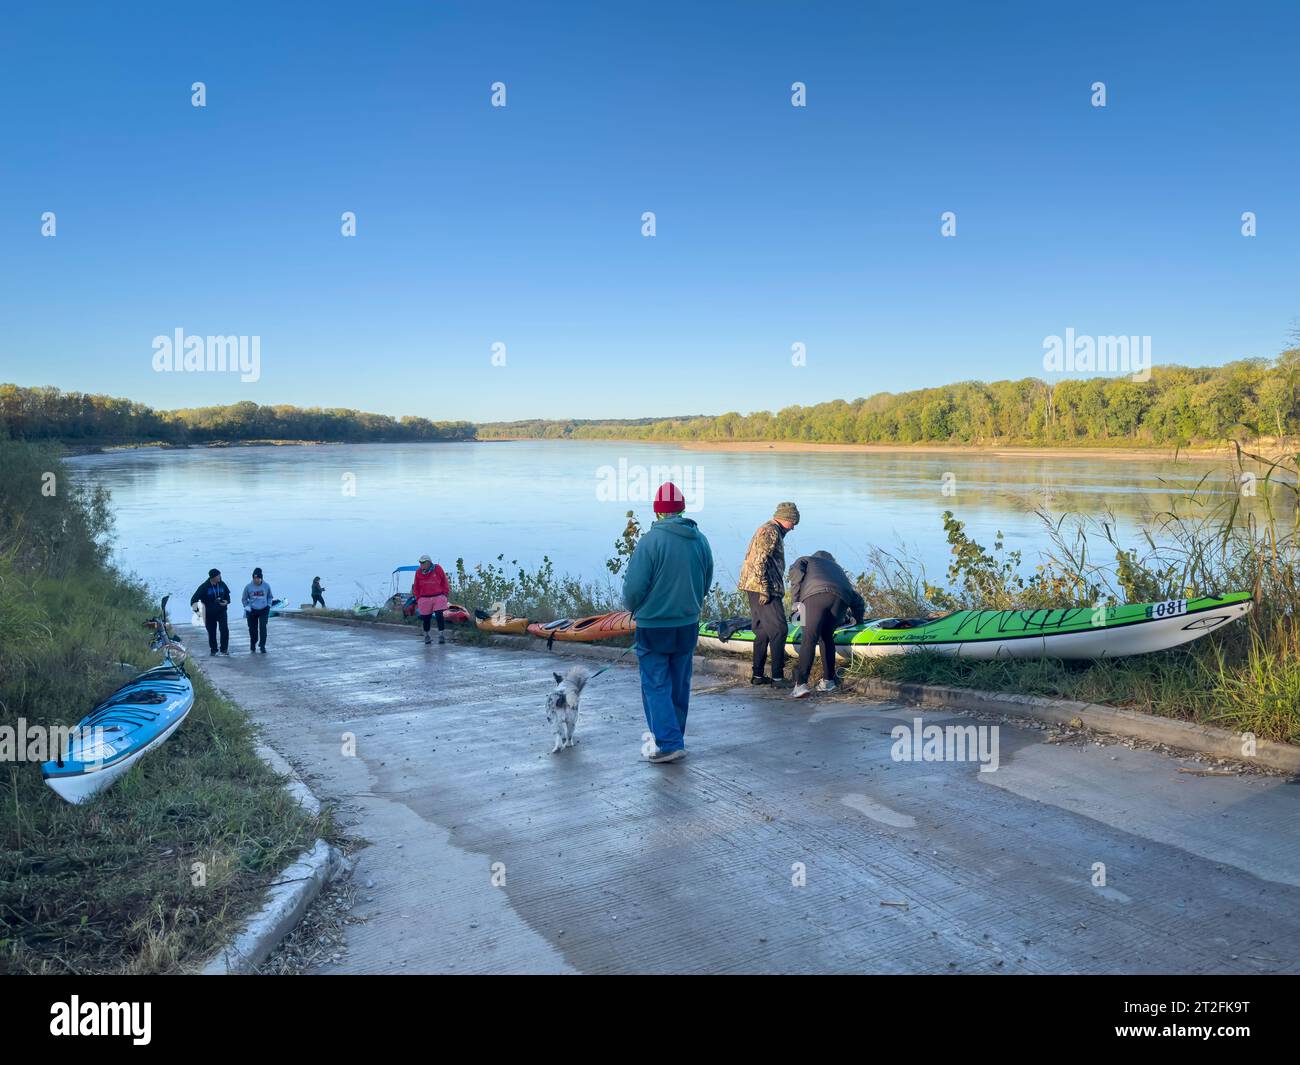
[68,440,1281,610]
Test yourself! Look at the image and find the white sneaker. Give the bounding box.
[791,683,811,699]
[817,679,840,693]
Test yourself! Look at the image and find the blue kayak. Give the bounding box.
[42,661,194,803]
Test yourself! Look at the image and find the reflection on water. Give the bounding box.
[69,441,1292,607]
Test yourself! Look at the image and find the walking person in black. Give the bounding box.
[311,576,326,608]
[242,567,274,654]
[190,568,233,656]
[787,551,866,699]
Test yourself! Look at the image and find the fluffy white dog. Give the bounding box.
[545,667,590,753]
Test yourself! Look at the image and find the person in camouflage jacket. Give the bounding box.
[737,502,800,684]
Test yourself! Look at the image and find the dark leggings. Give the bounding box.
[420,611,445,633]
[794,593,845,685]
[311,593,325,608]
[747,591,788,679]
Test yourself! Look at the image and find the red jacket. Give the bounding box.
[411,564,448,598]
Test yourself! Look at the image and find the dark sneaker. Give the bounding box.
[750,675,773,686]
[424,635,432,645]
[771,677,792,689]
[647,747,686,764]
[259,647,267,654]
[209,650,217,657]
[438,635,445,645]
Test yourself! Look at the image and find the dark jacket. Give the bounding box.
[191,579,233,615]
[787,552,865,623]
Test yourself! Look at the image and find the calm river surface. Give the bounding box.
[68,441,1280,610]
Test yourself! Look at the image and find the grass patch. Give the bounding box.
[0,441,319,974]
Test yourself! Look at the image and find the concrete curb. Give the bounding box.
[199,840,345,975]
[284,613,1300,772]
[842,677,1300,773]
[196,666,345,974]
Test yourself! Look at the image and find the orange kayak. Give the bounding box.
[527,611,636,643]
[475,609,530,635]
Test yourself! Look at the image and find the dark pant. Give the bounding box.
[747,591,788,679]
[794,592,846,685]
[420,611,445,633]
[635,623,697,752]
[247,607,269,650]
[205,609,229,653]
[311,593,325,608]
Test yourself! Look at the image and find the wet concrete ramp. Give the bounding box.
[202,617,1300,974]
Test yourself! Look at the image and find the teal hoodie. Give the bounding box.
[622,515,714,628]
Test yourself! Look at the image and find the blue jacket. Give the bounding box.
[622,515,714,628]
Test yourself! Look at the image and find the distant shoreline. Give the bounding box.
[477,436,1291,464]
[663,440,1234,462]
[60,436,1293,465]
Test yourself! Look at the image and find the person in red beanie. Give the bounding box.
[621,481,713,763]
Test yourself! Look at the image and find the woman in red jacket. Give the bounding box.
[411,553,450,645]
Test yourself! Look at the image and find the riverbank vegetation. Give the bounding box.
[7,349,1298,453]
[0,440,320,974]
[838,445,1298,743]
[482,350,1300,449]
[0,385,474,446]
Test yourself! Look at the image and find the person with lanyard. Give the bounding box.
[190,567,232,656]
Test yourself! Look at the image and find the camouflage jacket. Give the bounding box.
[737,520,787,600]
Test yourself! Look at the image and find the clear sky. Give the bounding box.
[1,1,1296,422]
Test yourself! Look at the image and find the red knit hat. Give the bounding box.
[653,482,686,514]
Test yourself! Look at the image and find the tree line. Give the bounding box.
[5,350,1298,449]
[0,386,476,445]
[481,352,1300,447]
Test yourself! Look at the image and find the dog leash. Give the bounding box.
[587,643,636,679]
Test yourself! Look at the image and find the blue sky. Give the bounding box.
[1,0,1296,422]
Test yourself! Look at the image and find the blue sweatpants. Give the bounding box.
[635,623,698,753]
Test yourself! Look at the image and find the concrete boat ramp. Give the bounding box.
[201,617,1300,975]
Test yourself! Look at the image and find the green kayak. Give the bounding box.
[698,592,1253,661]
